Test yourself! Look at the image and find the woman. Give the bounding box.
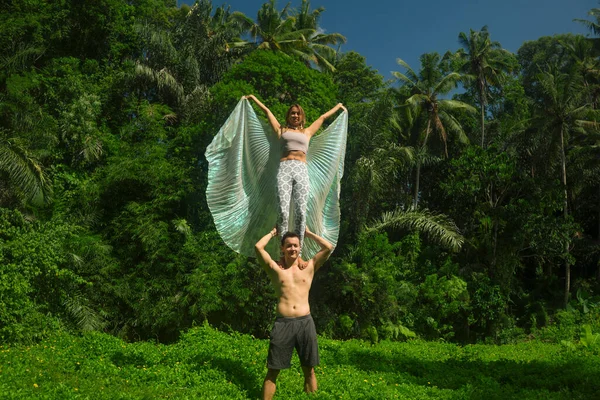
[205,95,348,259]
[244,95,346,248]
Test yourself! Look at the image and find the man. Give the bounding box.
[254,226,333,400]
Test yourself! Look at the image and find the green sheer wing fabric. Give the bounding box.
[205,98,281,257]
[304,110,348,259]
[205,98,348,259]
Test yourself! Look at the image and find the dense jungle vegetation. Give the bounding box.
[1,0,600,351]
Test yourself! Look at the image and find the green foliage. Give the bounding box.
[579,324,600,350]
[333,51,384,104]
[209,50,338,125]
[0,208,92,343]
[537,302,600,345]
[416,274,470,340]
[231,0,345,72]
[1,326,600,399]
[1,0,600,350]
[317,232,419,338]
[317,232,471,342]
[368,208,464,252]
[380,320,417,341]
[517,34,577,100]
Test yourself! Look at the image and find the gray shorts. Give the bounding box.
[267,314,320,370]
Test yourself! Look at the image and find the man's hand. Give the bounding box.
[298,257,308,270]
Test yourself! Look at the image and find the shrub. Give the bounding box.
[0,208,86,343]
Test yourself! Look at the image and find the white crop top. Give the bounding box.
[281,130,309,154]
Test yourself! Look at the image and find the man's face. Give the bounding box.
[281,237,300,259]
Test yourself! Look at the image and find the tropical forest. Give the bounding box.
[1,0,599,398]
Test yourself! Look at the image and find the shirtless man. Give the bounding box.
[255,226,333,400]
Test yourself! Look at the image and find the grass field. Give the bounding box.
[1,324,599,399]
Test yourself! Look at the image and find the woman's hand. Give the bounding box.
[243,95,281,135]
[340,104,347,112]
[305,103,346,136]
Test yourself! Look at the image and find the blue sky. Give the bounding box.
[182,0,596,80]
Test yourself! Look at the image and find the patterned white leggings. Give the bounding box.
[276,160,309,247]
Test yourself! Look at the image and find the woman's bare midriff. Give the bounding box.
[280,150,307,163]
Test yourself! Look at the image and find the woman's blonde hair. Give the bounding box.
[285,104,306,130]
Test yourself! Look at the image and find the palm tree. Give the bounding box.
[232,0,345,71]
[574,7,600,37]
[341,93,414,236]
[393,53,475,208]
[292,0,346,71]
[132,0,243,121]
[560,35,600,108]
[175,0,247,86]
[456,26,515,147]
[232,1,305,50]
[534,65,600,306]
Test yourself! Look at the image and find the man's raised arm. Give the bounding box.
[255,227,278,272]
[305,227,333,271]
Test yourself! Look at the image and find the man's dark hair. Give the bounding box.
[281,231,300,246]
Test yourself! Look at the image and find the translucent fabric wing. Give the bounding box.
[303,111,348,258]
[205,98,348,259]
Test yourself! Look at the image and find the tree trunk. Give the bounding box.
[490,182,498,269]
[480,100,485,148]
[560,127,571,307]
[480,81,486,148]
[413,119,432,209]
[597,184,600,281]
[413,162,421,209]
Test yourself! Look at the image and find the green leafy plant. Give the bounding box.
[580,324,600,349]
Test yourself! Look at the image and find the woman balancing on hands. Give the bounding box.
[244,95,346,252]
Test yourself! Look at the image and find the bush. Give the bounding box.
[0,208,86,343]
[415,274,470,341]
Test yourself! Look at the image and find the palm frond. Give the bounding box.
[434,71,462,93]
[440,112,470,144]
[0,45,45,74]
[0,135,52,204]
[367,208,464,251]
[392,71,416,87]
[574,17,600,36]
[134,63,185,104]
[64,293,106,332]
[395,58,419,83]
[440,99,477,113]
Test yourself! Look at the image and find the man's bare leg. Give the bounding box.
[301,366,317,393]
[262,369,280,400]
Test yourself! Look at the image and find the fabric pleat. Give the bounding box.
[205,98,348,259]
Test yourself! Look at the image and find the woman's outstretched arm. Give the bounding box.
[244,95,282,137]
[304,103,346,137]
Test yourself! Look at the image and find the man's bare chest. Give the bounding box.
[272,267,313,290]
